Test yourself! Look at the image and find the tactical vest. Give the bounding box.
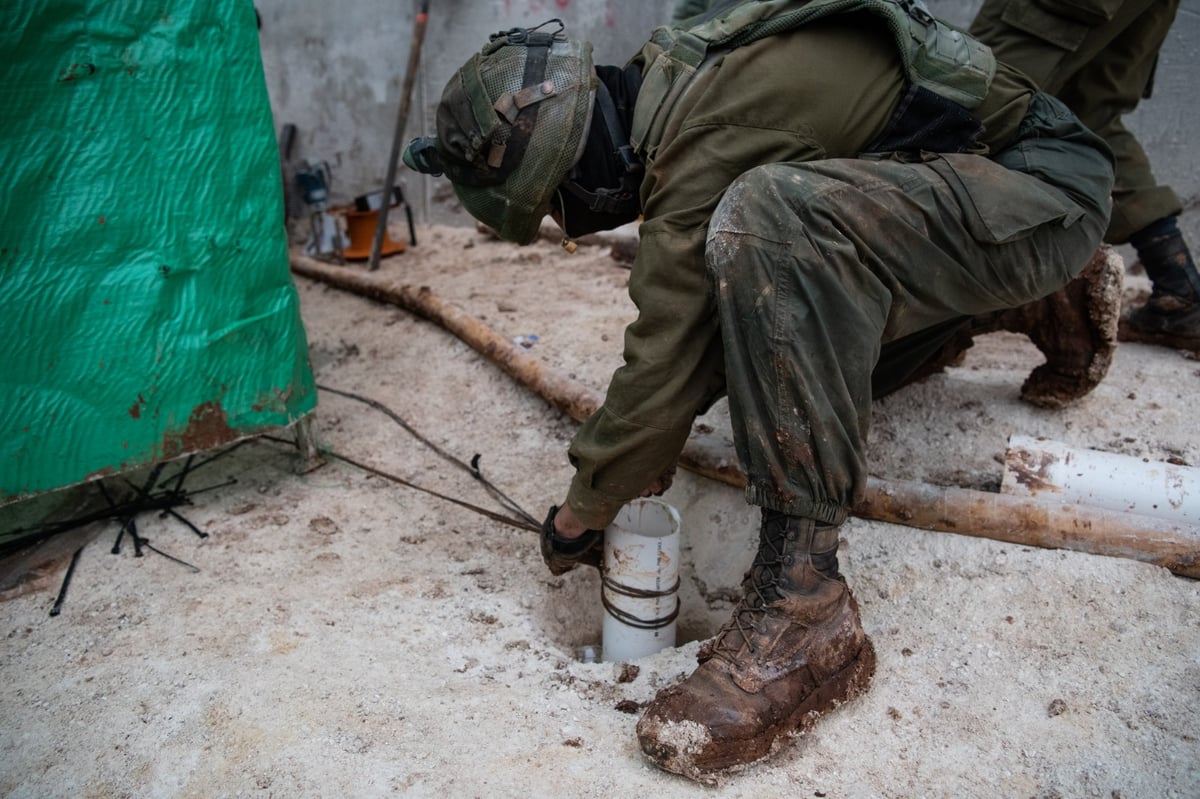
[629,0,997,161]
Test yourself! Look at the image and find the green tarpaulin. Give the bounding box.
[1,0,316,503]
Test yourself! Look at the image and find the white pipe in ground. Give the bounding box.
[601,499,680,662]
[1001,435,1200,523]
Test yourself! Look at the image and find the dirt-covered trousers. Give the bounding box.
[706,93,1113,525]
[970,0,1181,244]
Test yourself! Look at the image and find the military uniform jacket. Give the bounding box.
[564,15,1043,529]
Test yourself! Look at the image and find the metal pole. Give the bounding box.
[368,0,431,271]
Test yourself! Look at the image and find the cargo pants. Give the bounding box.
[706,93,1113,525]
[970,0,1181,244]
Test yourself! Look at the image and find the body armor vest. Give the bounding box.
[630,0,997,161]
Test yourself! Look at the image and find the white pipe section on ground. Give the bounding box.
[601,499,681,662]
[1001,435,1200,523]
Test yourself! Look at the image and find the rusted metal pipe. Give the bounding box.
[857,476,1197,578]
[290,252,1200,578]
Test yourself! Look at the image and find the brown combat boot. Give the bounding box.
[636,513,875,783]
[885,246,1123,407]
[1119,224,1200,352]
[1122,290,1200,352]
[971,246,1123,407]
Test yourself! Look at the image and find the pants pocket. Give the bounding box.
[1033,0,1124,24]
[999,0,1113,50]
[929,154,1083,245]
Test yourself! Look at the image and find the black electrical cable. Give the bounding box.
[315,384,541,528]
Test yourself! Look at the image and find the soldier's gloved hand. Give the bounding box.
[540,504,604,576]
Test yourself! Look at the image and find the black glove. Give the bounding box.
[540,505,604,576]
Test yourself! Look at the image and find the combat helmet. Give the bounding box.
[403,20,597,244]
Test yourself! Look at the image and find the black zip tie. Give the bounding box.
[175,477,238,498]
[99,478,198,571]
[128,518,144,557]
[316,384,540,527]
[466,452,539,527]
[139,539,201,573]
[155,438,253,491]
[138,462,168,498]
[162,507,208,539]
[113,463,168,556]
[96,481,128,555]
[125,465,209,539]
[5,490,183,548]
[168,454,196,494]
[49,544,86,617]
[5,439,249,555]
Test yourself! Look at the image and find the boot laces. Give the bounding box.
[710,518,794,662]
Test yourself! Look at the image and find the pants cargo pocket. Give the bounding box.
[999,0,1121,50]
[929,153,1083,245]
[1033,0,1124,24]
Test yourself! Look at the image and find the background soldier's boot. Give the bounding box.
[1120,219,1200,352]
[969,246,1122,408]
[636,512,875,783]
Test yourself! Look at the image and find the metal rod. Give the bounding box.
[368,0,431,271]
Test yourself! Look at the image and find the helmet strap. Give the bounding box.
[559,80,644,217]
[488,21,562,177]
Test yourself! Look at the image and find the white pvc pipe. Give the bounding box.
[1001,435,1200,523]
[601,499,681,662]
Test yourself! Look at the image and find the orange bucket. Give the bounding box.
[341,207,406,260]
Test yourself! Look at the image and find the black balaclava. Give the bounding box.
[555,63,644,238]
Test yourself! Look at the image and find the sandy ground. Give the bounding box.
[2,222,1198,798]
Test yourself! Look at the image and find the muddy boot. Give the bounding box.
[1120,219,1200,352]
[969,245,1123,408]
[636,512,875,783]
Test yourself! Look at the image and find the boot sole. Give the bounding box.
[649,636,878,783]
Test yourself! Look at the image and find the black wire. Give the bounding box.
[258,435,540,534]
[315,383,541,527]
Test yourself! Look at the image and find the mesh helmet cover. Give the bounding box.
[436,33,596,244]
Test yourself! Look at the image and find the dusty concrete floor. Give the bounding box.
[1,224,1198,797]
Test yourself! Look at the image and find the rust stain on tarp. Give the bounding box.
[128,393,146,419]
[160,401,238,458]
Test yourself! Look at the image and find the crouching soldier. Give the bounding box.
[404,0,1114,783]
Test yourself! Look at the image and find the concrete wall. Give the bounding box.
[257,0,1199,243]
[257,0,676,222]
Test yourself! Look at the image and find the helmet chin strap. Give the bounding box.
[559,80,644,222]
[551,188,577,253]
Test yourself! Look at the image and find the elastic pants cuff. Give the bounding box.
[745,484,848,526]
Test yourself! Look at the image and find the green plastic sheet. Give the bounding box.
[1,0,316,503]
